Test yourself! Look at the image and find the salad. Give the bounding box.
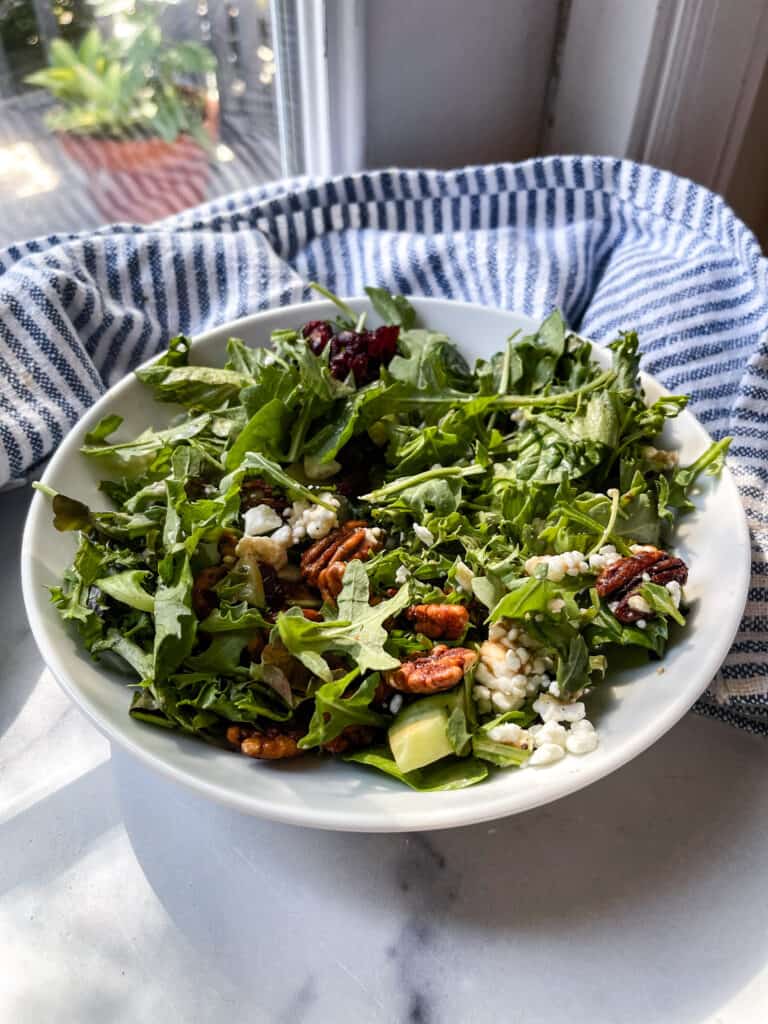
[38,287,730,791]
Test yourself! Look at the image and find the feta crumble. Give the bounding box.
[454,559,475,594]
[244,503,283,536]
[394,564,411,585]
[414,523,435,547]
[525,550,589,582]
[627,593,652,615]
[565,719,599,755]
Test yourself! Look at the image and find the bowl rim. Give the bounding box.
[20,296,752,831]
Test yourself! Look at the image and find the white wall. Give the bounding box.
[364,0,561,169]
[545,0,663,157]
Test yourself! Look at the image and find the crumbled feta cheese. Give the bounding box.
[547,597,566,613]
[636,619,647,630]
[488,722,530,748]
[666,580,682,608]
[532,720,567,749]
[588,544,621,572]
[533,694,586,723]
[303,453,341,481]
[491,691,522,712]
[389,694,404,715]
[272,492,341,547]
[244,504,284,536]
[565,719,599,755]
[454,559,475,594]
[627,593,652,615]
[525,550,589,582]
[270,525,293,547]
[504,649,522,672]
[235,534,288,571]
[394,564,410,585]
[414,523,435,547]
[529,742,566,766]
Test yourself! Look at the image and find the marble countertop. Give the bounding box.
[3,482,768,1024]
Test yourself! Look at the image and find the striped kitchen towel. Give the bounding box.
[2,157,767,732]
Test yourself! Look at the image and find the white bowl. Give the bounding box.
[21,298,750,831]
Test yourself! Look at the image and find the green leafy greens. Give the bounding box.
[39,292,729,791]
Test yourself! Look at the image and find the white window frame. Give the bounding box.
[547,0,768,199]
[294,0,365,177]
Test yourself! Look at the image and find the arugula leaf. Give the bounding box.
[152,552,197,684]
[556,634,591,694]
[225,398,290,468]
[637,582,686,627]
[199,603,271,633]
[95,570,155,612]
[489,576,581,622]
[51,493,92,532]
[84,414,124,445]
[299,669,387,748]
[343,747,489,790]
[92,628,153,679]
[364,286,416,329]
[446,703,472,756]
[136,363,250,409]
[276,562,411,681]
[224,452,335,508]
[387,328,471,392]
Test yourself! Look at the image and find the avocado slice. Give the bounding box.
[388,693,456,773]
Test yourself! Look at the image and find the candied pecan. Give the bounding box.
[596,548,664,597]
[322,724,378,755]
[386,644,477,694]
[230,723,305,760]
[647,556,688,588]
[405,604,469,640]
[191,564,228,619]
[301,608,323,621]
[600,548,688,624]
[301,520,382,603]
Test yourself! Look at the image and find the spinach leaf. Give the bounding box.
[344,748,489,790]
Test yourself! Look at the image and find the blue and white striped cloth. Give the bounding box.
[3,157,767,732]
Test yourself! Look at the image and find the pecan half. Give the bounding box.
[598,548,688,624]
[386,644,477,694]
[301,520,382,603]
[405,603,469,640]
[646,556,688,588]
[228,724,305,760]
[322,724,378,755]
[596,547,665,597]
[191,564,228,619]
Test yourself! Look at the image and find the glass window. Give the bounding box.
[0,0,303,245]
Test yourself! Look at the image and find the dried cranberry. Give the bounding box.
[260,563,284,610]
[322,325,400,385]
[302,320,335,355]
[369,325,399,360]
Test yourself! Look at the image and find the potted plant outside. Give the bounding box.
[26,3,218,222]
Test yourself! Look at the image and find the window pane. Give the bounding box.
[0,0,302,245]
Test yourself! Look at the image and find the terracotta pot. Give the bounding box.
[58,95,220,223]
